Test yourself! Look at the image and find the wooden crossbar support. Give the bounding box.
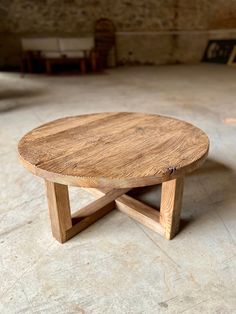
[83,188,164,236]
[45,180,130,243]
[45,178,184,243]
[72,188,130,218]
[66,202,116,241]
[84,178,184,240]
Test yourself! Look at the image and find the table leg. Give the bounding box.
[160,177,184,240]
[45,181,72,243]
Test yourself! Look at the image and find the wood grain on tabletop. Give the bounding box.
[18,112,209,188]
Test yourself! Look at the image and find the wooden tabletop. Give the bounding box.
[18,112,209,188]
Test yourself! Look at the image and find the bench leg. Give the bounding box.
[90,52,98,72]
[160,177,184,240]
[45,60,52,74]
[80,59,87,74]
[20,59,26,77]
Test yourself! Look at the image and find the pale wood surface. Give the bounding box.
[224,118,236,124]
[160,177,184,239]
[18,112,209,189]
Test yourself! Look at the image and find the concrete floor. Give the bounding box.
[0,64,236,314]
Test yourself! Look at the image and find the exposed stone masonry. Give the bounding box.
[0,0,235,67]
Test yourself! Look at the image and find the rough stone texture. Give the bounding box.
[0,64,236,313]
[209,0,236,29]
[117,34,174,65]
[0,0,177,34]
[176,0,209,30]
[0,1,236,66]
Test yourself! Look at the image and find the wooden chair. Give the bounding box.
[91,18,117,72]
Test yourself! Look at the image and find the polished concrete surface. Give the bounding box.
[0,64,235,313]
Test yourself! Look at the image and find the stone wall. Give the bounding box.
[209,0,236,29]
[0,0,236,68]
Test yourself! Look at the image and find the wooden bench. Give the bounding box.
[21,37,94,74]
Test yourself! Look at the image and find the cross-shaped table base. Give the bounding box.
[45,177,184,243]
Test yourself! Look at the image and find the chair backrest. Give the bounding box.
[59,37,94,52]
[21,38,60,52]
[94,18,116,67]
[95,19,116,47]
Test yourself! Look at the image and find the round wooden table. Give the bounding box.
[18,112,209,243]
